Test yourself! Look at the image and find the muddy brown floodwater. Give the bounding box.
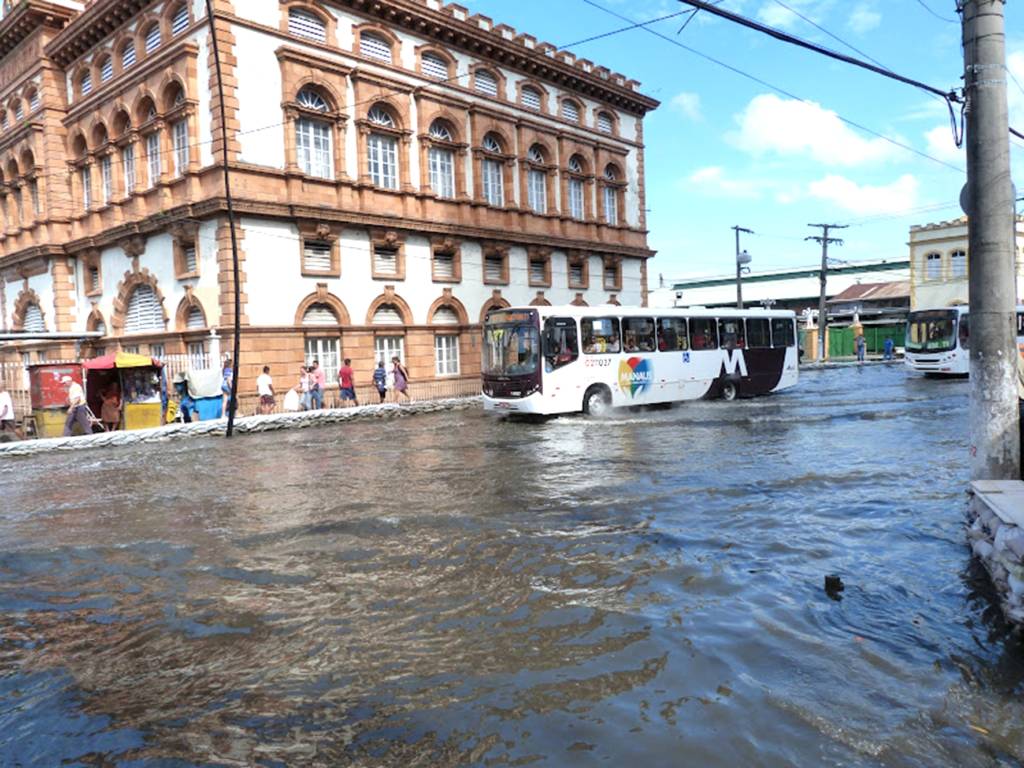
[1,365,1023,767]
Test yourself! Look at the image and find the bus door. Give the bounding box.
[656,316,689,398]
[543,317,580,402]
[743,316,782,395]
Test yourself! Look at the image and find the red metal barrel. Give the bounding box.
[28,363,83,410]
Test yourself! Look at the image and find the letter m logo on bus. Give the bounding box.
[720,348,748,377]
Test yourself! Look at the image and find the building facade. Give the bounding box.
[909,216,1024,310]
[0,0,657,394]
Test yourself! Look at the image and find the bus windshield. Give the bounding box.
[483,310,540,377]
[906,310,958,352]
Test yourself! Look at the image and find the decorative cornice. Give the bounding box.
[44,0,150,68]
[0,0,78,59]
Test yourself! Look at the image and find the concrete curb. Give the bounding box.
[800,359,905,371]
[0,397,481,459]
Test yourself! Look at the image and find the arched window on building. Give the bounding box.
[367,106,398,190]
[360,31,393,63]
[170,3,189,35]
[80,70,92,97]
[121,40,137,69]
[288,8,326,42]
[561,99,580,123]
[567,154,585,220]
[302,303,339,326]
[372,304,403,325]
[521,85,542,111]
[143,23,162,55]
[27,89,40,112]
[427,119,456,199]
[597,111,615,134]
[295,87,333,179]
[123,284,164,333]
[422,52,449,80]
[474,69,499,97]
[527,145,547,214]
[603,164,621,226]
[481,133,504,207]
[185,305,205,329]
[98,55,113,83]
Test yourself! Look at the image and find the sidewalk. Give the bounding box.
[0,396,480,459]
[800,357,904,371]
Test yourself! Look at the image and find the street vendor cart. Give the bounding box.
[27,362,84,438]
[83,353,167,431]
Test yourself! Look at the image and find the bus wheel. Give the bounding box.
[583,385,612,417]
[721,381,739,401]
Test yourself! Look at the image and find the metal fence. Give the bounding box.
[2,354,479,423]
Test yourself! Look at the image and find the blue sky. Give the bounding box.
[462,0,1024,282]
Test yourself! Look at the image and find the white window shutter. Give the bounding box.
[124,284,163,333]
[372,304,403,325]
[302,303,339,326]
[289,9,326,42]
[433,306,459,325]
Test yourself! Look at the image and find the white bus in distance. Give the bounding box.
[481,305,800,416]
[905,305,1024,376]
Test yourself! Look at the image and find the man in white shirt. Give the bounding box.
[0,381,20,439]
[62,375,93,436]
[256,365,275,415]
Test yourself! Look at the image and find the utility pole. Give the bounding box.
[963,0,1019,480]
[806,224,846,361]
[733,226,753,309]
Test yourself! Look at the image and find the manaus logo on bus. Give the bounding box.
[618,357,653,397]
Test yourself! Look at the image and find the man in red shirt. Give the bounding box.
[338,358,358,407]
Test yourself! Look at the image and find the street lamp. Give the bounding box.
[733,226,753,309]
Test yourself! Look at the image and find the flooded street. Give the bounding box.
[2,365,1024,766]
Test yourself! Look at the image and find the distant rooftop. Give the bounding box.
[668,258,909,291]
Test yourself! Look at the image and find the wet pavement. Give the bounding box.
[1,365,1023,766]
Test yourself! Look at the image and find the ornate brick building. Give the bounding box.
[0,0,657,393]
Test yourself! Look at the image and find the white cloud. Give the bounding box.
[688,166,764,198]
[756,0,829,30]
[924,125,964,163]
[808,174,919,215]
[671,92,702,121]
[730,93,902,166]
[847,3,881,33]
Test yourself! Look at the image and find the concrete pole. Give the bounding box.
[963,0,1019,480]
[817,231,828,361]
[733,225,752,310]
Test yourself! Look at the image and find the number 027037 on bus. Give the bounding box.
[481,305,800,416]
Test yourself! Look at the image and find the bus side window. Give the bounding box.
[689,318,718,350]
[622,317,656,353]
[719,318,745,349]
[657,317,688,351]
[746,318,771,348]
[959,314,970,349]
[544,318,579,368]
[771,318,796,348]
[582,317,621,354]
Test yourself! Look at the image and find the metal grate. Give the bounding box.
[124,284,163,333]
[171,5,189,35]
[297,89,329,112]
[474,70,498,97]
[434,253,455,279]
[373,247,398,275]
[144,24,161,54]
[23,303,44,333]
[186,306,205,329]
[433,306,459,325]
[483,134,501,153]
[360,33,392,63]
[422,53,448,79]
[289,9,326,42]
[303,241,332,272]
[303,304,338,326]
[372,304,403,325]
[521,86,541,110]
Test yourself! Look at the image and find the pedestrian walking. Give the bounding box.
[62,375,92,436]
[883,337,894,361]
[309,359,325,410]
[257,365,275,415]
[298,365,312,410]
[855,333,867,363]
[221,357,234,418]
[338,358,358,407]
[0,381,22,439]
[391,356,410,403]
[372,360,387,403]
[100,384,121,431]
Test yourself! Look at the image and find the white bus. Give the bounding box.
[481,305,800,416]
[905,305,1024,376]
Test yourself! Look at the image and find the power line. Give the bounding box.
[769,0,888,71]
[559,9,691,47]
[580,0,965,174]
[912,0,958,24]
